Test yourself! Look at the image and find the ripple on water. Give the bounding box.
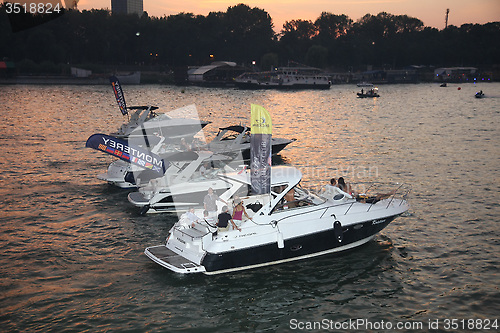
[0,83,499,331]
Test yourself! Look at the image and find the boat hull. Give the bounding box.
[128,181,232,214]
[235,81,331,90]
[357,93,380,98]
[145,214,400,274]
[200,215,396,274]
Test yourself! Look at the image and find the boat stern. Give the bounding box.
[144,245,206,274]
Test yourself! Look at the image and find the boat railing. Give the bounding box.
[343,183,411,215]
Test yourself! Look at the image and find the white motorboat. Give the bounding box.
[235,67,331,90]
[206,125,295,160]
[96,133,198,188]
[108,76,210,139]
[127,151,238,214]
[96,124,294,188]
[111,105,210,139]
[97,150,209,189]
[144,166,410,274]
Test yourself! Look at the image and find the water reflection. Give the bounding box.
[0,83,499,331]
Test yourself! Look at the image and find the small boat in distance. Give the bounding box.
[475,90,485,98]
[357,87,380,98]
[357,82,373,87]
[144,166,410,274]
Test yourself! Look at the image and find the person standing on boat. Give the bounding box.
[217,206,240,232]
[204,187,227,218]
[232,199,252,228]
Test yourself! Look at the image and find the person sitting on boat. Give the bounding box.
[337,177,354,197]
[199,162,211,177]
[283,187,296,209]
[180,138,192,151]
[320,178,346,199]
[179,207,200,228]
[217,206,241,232]
[355,189,397,204]
[232,199,253,228]
[204,187,227,218]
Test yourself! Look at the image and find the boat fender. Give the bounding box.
[333,220,343,243]
[277,232,284,249]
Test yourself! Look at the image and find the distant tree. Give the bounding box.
[223,4,275,64]
[260,52,279,71]
[0,5,498,75]
[280,19,316,63]
[305,45,328,68]
[314,12,352,41]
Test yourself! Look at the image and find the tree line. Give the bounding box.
[1,3,499,73]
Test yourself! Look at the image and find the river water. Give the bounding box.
[0,83,498,332]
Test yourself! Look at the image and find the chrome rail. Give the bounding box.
[342,183,411,215]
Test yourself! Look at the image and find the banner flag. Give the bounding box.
[250,104,272,194]
[86,134,167,175]
[109,76,127,115]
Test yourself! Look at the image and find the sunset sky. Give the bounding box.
[77,0,500,30]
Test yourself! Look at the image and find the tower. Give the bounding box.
[111,0,143,16]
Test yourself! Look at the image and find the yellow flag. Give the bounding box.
[250,104,272,194]
[251,104,272,135]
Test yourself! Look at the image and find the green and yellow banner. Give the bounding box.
[250,104,272,194]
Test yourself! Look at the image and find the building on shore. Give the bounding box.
[111,0,143,16]
[187,61,247,87]
[434,67,479,82]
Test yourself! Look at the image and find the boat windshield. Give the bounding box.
[271,183,325,213]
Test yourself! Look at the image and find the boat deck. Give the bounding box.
[144,245,206,273]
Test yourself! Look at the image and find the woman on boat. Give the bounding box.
[337,177,352,195]
[218,206,240,232]
[232,199,252,228]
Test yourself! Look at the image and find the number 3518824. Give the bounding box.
[5,2,62,14]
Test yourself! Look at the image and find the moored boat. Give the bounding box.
[97,124,295,188]
[235,67,331,90]
[205,125,296,160]
[144,166,410,274]
[357,82,373,87]
[357,87,380,98]
[127,151,237,214]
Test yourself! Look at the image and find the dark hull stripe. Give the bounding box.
[201,215,397,273]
